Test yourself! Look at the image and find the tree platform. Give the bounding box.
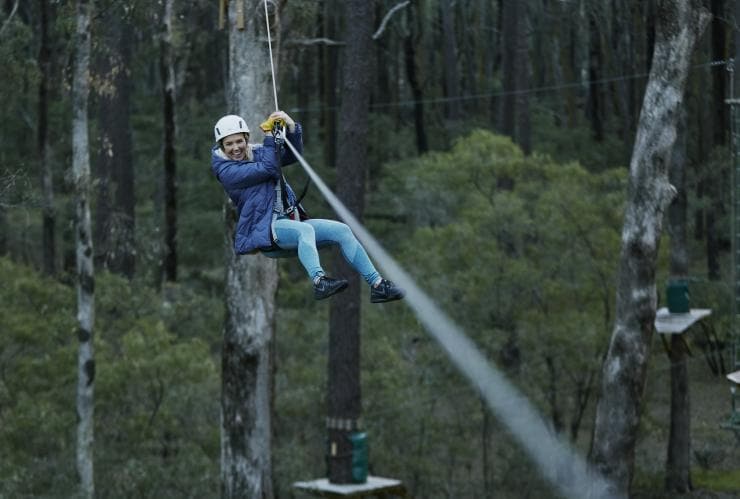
[654,307,712,335]
[293,476,408,498]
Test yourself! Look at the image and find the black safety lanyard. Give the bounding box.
[274,128,310,212]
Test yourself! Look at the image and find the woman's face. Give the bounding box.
[222,132,249,161]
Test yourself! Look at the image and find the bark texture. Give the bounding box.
[499,0,518,138]
[220,1,278,497]
[327,0,374,483]
[93,3,135,278]
[706,0,726,281]
[666,334,692,492]
[403,3,427,154]
[665,109,692,492]
[515,2,531,154]
[439,0,460,121]
[319,0,339,167]
[161,0,177,283]
[72,0,95,497]
[589,2,709,496]
[39,0,55,275]
[587,8,604,142]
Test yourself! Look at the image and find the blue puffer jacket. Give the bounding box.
[211,124,303,254]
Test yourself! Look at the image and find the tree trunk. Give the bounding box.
[665,108,692,493]
[706,0,726,280]
[711,0,727,147]
[39,0,55,275]
[735,0,740,100]
[72,0,95,496]
[439,0,460,121]
[587,8,604,142]
[666,335,692,492]
[645,0,657,72]
[499,0,518,138]
[161,0,177,283]
[320,0,338,167]
[515,3,531,154]
[589,2,709,496]
[484,0,497,127]
[403,4,428,154]
[491,0,503,126]
[374,3,394,124]
[93,5,135,278]
[220,1,278,497]
[668,109,689,276]
[612,0,635,151]
[327,0,373,484]
[0,207,6,256]
[481,397,493,499]
[461,2,477,115]
[545,356,564,433]
[559,1,578,127]
[547,0,566,127]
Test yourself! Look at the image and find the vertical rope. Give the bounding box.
[263,0,279,111]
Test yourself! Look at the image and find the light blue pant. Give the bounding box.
[272,218,380,286]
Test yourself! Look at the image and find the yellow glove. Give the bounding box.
[259,116,285,133]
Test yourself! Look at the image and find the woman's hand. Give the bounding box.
[269,110,295,132]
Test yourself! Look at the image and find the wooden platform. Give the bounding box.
[654,307,712,335]
[293,476,408,498]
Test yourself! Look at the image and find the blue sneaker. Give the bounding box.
[313,276,348,300]
[370,279,405,303]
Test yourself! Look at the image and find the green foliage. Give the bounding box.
[265,130,629,497]
[0,258,221,497]
[531,106,630,172]
[1,0,737,496]
[369,130,627,473]
[0,258,77,496]
[0,15,39,163]
[693,468,740,492]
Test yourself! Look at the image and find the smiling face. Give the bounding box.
[221,132,249,161]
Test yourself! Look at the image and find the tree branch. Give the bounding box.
[373,0,410,40]
[284,37,345,46]
[284,1,410,48]
[0,0,19,38]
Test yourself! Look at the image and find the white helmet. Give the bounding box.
[214,114,250,142]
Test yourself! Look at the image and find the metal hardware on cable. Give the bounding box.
[272,119,284,146]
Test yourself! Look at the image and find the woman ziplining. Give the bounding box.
[210,111,405,303]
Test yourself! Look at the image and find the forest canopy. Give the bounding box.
[1,0,738,497]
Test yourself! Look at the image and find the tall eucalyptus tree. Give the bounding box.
[160,0,177,283]
[38,0,54,275]
[220,1,278,497]
[92,0,135,278]
[71,0,95,496]
[589,2,710,495]
[327,0,374,483]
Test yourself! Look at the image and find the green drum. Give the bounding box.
[349,432,368,483]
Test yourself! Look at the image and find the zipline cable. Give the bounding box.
[262,4,615,497]
[282,58,732,116]
[280,136,617,499]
